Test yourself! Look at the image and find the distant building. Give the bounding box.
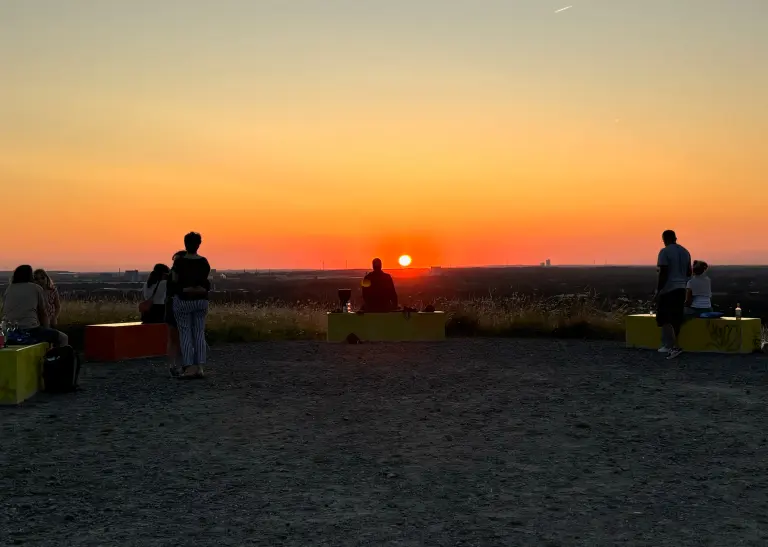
[545,259,551,267]
[540,262,546,267]
[125,270,140,282]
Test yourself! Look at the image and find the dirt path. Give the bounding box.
[2,339,767,546]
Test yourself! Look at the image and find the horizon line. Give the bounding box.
[3,264,768,274]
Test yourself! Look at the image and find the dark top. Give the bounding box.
[361,270,398,312]
[168,255,211,301]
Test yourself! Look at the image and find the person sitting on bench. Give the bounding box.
[684,260,713,318]
[2,265,68,346]
[361,258,398,312]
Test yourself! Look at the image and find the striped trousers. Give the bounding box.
[173,297,209,367]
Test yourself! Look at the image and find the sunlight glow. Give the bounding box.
[398,254,412,267]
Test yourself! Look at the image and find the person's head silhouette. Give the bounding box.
[372,258,382,272]
[184,232,202,254]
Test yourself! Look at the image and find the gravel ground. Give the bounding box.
[2,339,768,547]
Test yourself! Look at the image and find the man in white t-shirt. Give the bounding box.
[654,230,692,359]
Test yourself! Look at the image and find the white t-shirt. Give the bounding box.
[686,275,711,309]
[142,280,167,304]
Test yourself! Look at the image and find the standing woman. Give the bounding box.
[165,250,186,376]
[141,264,170,324]
[171,233,211,379]
[33,269,61,328]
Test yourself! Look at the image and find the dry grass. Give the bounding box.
[438,293,646,340]
[58,294,648,344]
[58,300,327,342]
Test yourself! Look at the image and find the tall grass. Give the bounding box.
[58,294,651,344]
[438,293,641,340]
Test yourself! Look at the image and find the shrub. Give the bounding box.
[56,294,649,346]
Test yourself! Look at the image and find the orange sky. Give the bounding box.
[1,1,766,270]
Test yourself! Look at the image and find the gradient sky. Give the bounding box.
[2,0,767,270]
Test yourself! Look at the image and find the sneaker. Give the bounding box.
[666,348,683,360]
[658,346,670,353]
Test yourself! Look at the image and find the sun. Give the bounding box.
[398,254,412,267]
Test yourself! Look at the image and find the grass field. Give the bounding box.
[57,294,648,345]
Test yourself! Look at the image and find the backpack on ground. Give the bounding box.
[42,345,81,394]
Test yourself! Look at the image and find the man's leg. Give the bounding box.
[671,289,686,348]
[666,289,686,359]
[656,293,672,350]
[661,324,675,349]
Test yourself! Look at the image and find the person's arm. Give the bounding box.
[656,249,668,294]
[686,258,693,278]
[37,288,50,328]
[657,267,669,293]
[166,270,176,300]
[388,276,398,308]
[685,286,693,307]
[201,258,211,291]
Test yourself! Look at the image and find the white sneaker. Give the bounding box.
[658,346,670,353]
[666,348,683,360]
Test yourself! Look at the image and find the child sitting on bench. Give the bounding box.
[684,260,712,319]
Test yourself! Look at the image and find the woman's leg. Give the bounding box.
[174,298,194,368]
[167,327,180,373]
[180,301,208,377]
[28,326,68,347]
[192,301,209,366]
[164,304,180,372]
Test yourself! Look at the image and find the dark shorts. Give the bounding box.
[656,289,686,330]
[141,304,166,325]
[25,326,63,345]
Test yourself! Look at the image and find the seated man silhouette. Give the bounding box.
[361,258,398,312]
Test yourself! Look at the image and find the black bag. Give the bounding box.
[42,345,81,393]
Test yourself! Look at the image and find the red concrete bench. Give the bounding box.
[85,322,168,362]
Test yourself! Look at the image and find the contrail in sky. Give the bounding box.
[554,6,573,13]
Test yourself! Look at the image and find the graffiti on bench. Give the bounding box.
[704,321,743,353]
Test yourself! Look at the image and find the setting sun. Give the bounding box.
[398,255,412,267]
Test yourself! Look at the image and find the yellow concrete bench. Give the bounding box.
[0,343,50,405]
[327,311,446,342]
[626,314,763,354]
